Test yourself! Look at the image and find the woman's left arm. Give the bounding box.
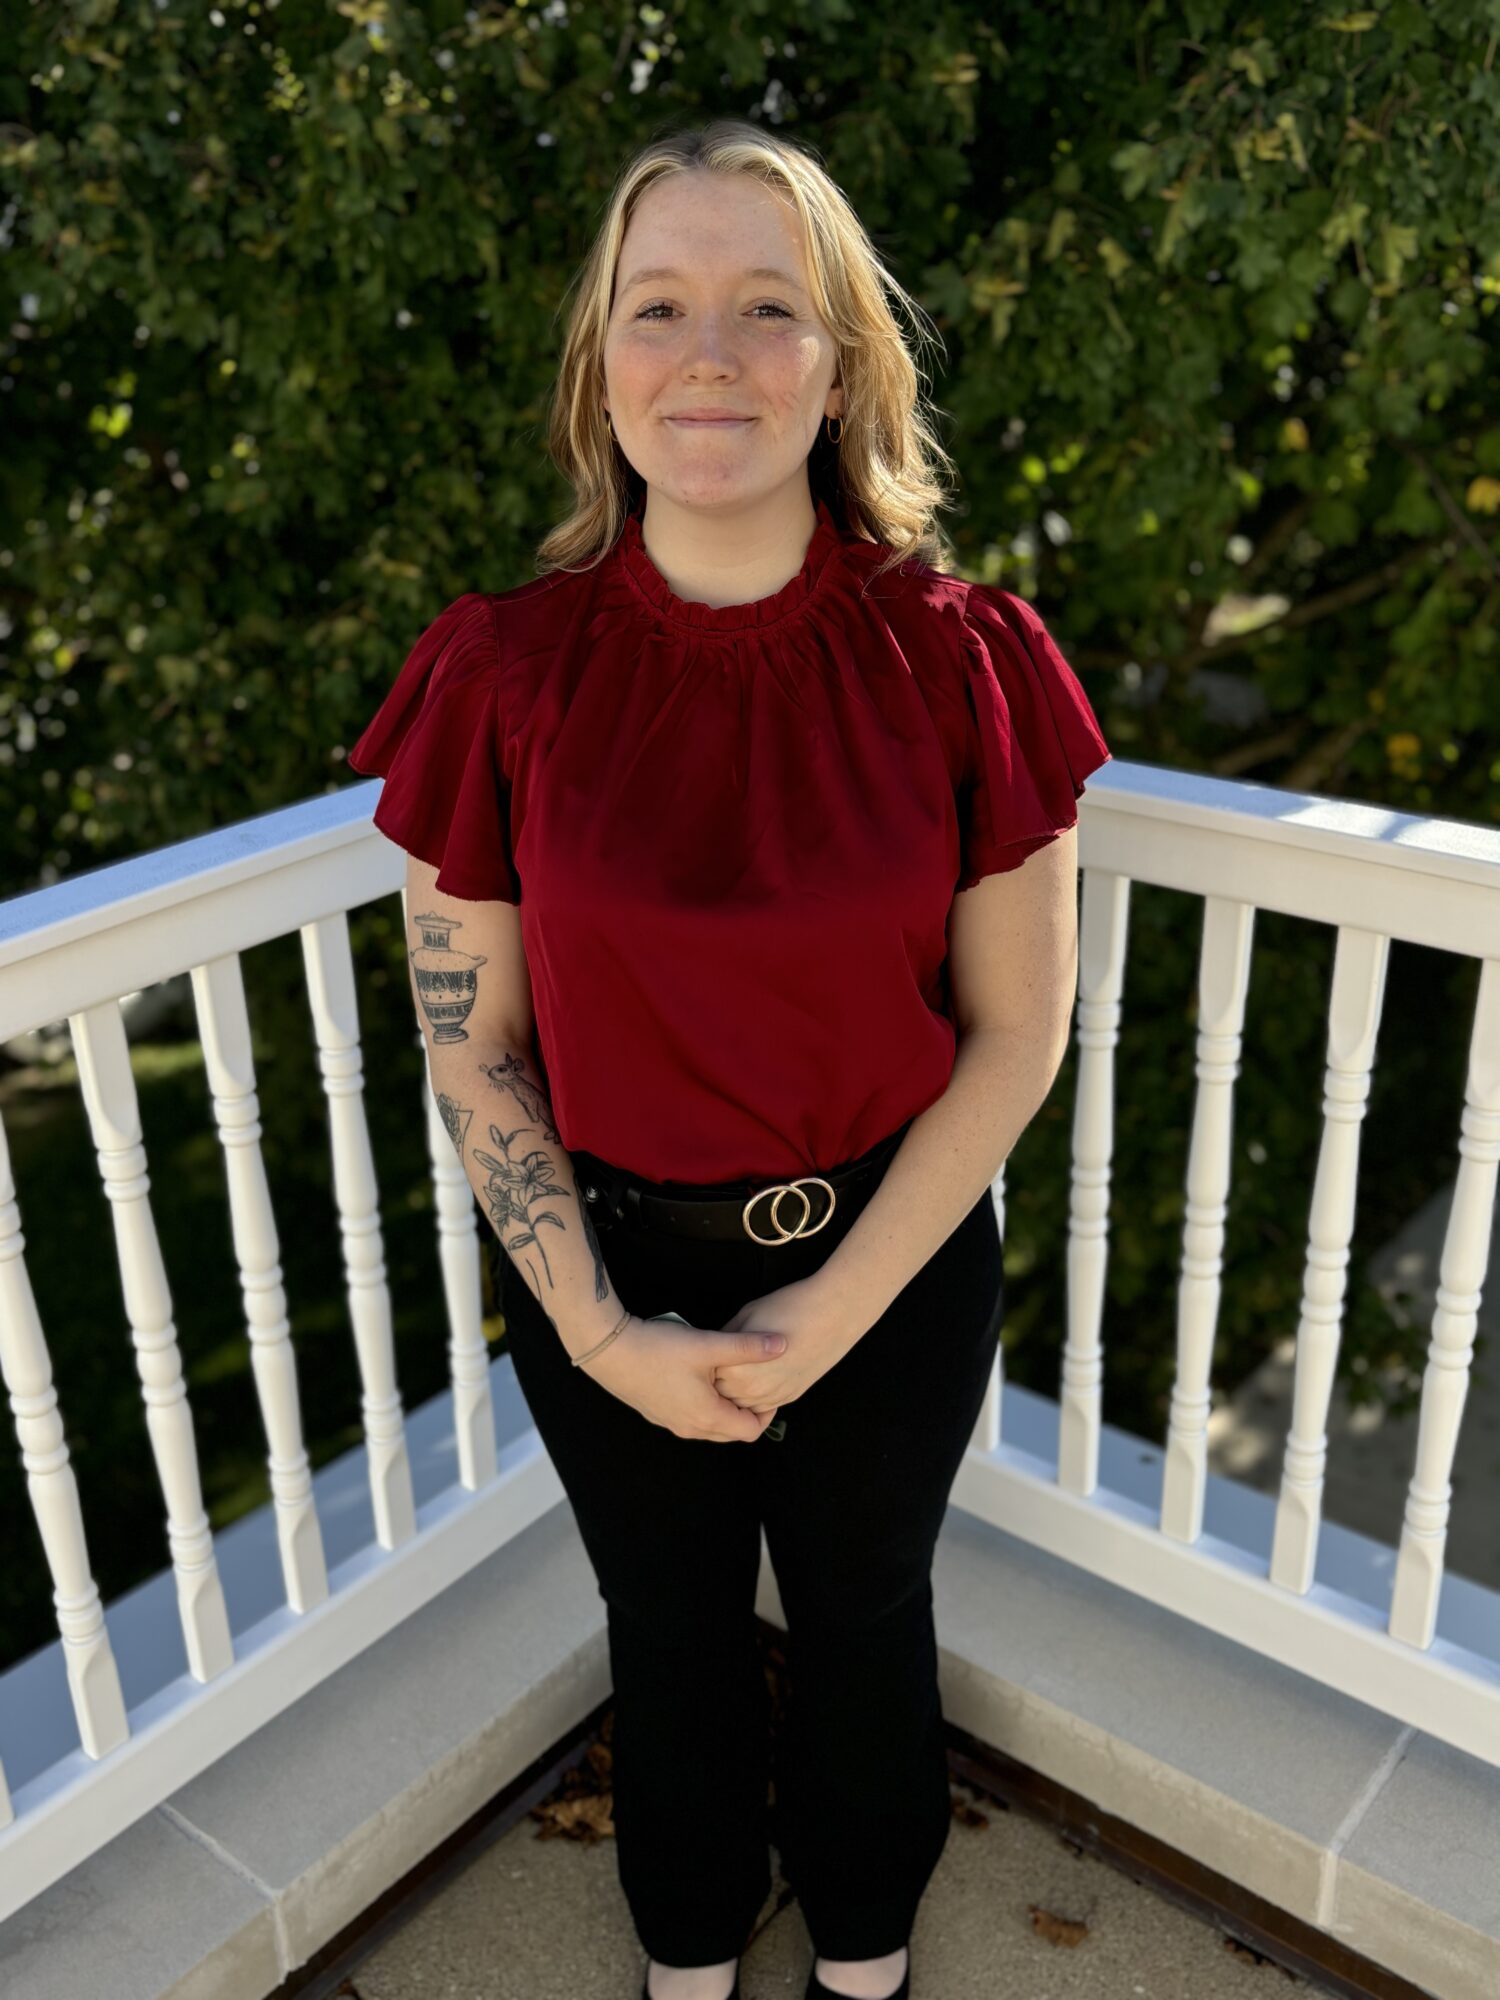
[804,825,1082,1345]
[714,826,1083,1406]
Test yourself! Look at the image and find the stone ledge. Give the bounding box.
[915,1505,1500,2000]
[2,1477,1496,1999]
[0,1499,610,2000]
[1334,1731,1500,2000]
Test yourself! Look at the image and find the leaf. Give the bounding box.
[1029,1904,1090,1947]
[1378,219,1421,289]
[1044,207,1078,262]
[530,1789,615,1841]
[949,1784,994,1828]
[525,1715,616,1843]
[1110,139,1157,200]
[1097,235,1133,281]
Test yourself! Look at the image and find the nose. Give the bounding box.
[679,311,741,374]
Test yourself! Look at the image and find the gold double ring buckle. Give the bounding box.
[741,1176,837,1245]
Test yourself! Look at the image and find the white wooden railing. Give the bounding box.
[0,762,1496,1924]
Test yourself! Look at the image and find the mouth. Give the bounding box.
[665,415,756,427]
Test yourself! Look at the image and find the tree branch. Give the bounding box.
[1400,445,1500,579]
[1069,538,1443,678]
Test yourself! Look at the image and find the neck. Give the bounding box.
[635,487,821,610]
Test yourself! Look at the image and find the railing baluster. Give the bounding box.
[404,869,498,1490]
[69,999,234,1681]
[1059,869,1130,1495]
[971,1162,1005,1453]
[0,1107,129,1757]
[1161,896,1255,1543]
[1389,958,1500,1648]
[419,1021,497,1491]
[1270,927,1389,1593]
[192,953,329,1612]
[300,912,416,1550]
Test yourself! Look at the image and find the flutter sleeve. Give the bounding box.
[954,582,1113,889]
[347,591,520,904]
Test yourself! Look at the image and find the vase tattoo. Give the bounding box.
[410,910,486,1042]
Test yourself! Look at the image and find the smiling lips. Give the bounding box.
[667,412,755,424]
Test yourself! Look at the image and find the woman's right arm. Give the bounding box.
[398,854,783,1438]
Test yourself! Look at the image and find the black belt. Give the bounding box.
[571,1119,911,1245]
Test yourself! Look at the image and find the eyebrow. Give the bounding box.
[619,265,807,294]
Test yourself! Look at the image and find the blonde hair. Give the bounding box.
[536,118,959,586]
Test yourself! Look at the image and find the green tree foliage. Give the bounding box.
[0,1,1495,1650]
[4,2,1496,870]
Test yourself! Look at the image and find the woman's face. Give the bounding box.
[601,171,845,515]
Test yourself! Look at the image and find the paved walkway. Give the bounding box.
[350,1775,1330,1999]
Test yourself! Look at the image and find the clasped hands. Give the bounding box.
[712,1272,864,1415]
[613,1271,872,1440]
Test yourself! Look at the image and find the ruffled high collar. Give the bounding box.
[616,495,847,634]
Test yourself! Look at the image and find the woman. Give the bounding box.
[348,119,1110,2000]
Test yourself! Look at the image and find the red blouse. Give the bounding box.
[347,495,1112,1184]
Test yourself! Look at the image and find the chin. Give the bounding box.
[654,478,766,511]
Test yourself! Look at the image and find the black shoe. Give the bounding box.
[804,1948,911,2000]
[642,1966,741,2000]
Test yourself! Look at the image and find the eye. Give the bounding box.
[633,301,794,322]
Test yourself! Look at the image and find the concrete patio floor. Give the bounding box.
[346,1768,1335,2000]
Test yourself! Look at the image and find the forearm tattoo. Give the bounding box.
[413,913,610,1324]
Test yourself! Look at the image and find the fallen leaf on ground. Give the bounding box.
[1029,1903,1090,1947]
[531,1791,615,1841]
[524,1709,617,1842]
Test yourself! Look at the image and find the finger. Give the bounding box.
[723,1414,766,1441]
[712,1336,788,1368]
[715,1360,782,1387]
[696,1384,762,1439]
[720,1385,773,1409]
[732,1391,775,1411]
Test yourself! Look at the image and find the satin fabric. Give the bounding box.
[347,495,1112,1183]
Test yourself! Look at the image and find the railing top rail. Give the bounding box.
[0,784,381,971]
[2,761,1497,981]
[1084,760,1500,887]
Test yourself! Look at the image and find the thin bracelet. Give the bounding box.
[571,1304,632,1369]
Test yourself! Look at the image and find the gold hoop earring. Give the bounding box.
[605,410,616,440]
[825,413,843,445]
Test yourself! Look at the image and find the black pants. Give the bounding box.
[486,1142,1005,1967]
